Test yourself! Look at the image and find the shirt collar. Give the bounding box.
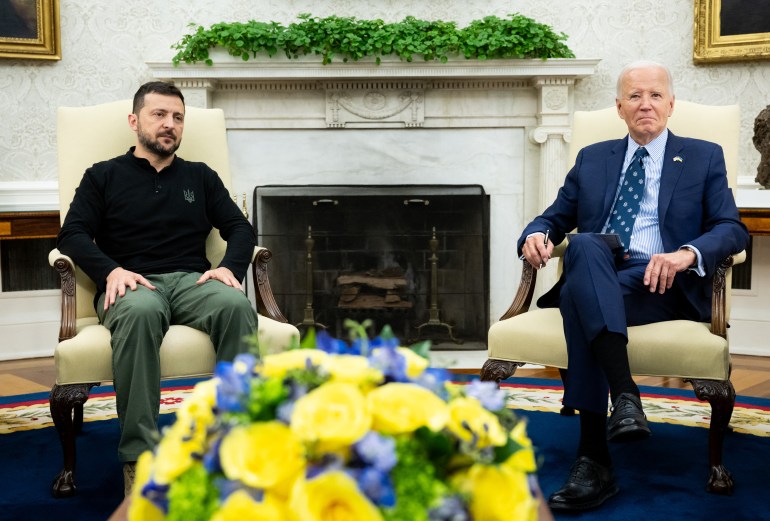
[626,129,668,164]
[126,146,178,173]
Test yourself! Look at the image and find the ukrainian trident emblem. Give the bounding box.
[183,189,195,203]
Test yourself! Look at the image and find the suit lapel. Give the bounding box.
[658,132,685,227]
[600,140,627,231]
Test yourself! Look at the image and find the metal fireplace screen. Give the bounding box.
[252,185,489,348]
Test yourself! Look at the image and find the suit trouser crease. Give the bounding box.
[559,234,678,414]
[98,272,258,462]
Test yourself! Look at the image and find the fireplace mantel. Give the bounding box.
[149,56,599,204]
[148,56,600,322]
[148,56,599,81]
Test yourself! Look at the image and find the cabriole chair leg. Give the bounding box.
[480,359,522,384]
[687,378,736,495]
[49,382,97,498]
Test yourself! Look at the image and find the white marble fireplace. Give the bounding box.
[149,56,599,324]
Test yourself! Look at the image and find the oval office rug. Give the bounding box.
[1,376,769,521]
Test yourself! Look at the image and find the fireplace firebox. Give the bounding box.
[253,185,489,348]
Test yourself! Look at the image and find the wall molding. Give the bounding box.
[0,181,59,212]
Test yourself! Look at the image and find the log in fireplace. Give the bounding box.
[253,185,489,348]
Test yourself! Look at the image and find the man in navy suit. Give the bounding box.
[518,61,749,511]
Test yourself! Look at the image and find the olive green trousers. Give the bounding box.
[97,272,257,462]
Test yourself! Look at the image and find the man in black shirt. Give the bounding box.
[57,81,258,494]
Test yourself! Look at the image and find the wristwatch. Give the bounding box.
[680,246,698,268]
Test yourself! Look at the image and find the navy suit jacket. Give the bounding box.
[518,131,749,321]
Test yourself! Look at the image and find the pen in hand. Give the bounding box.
[540,230,550,269]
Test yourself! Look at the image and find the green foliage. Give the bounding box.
[166,464,219,521]
[409,339,432,360]
[383,433,448,521]
[247,374,291,421]
[171,13,574,66]
[298,326,317,349]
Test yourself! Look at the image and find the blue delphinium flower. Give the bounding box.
[306,453,344,480]
[414,367,452,398]
[214,353,256,413]
[202,434,224,474]
[465,379,507,411]
[350,466,396,507]
[354,431,397,472]
[367,343,408,382]
[141,479,170,514]
[369,333,399,351]
[347,432,398,507]
[316,329,359,355]
[428,494,471,521]
[276,379,308,424]
[214,477,264,504]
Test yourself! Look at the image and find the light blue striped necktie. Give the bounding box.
[608,147,648,259]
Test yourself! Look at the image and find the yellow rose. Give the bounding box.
[397,347,430,378]
[152,417,206,484]
[290,470,384,521]
[291,382,371,451]
[220,421,305,490]
[174,378,217,440]
[188,378,218,409]
[127,451,164,521]
[446,396,507,448]
[367,382,448,434]
[210,490,289,521]
[504,421,537,473]
[326,354,384,387]
[463,463,537,521]
[261,349,330,378]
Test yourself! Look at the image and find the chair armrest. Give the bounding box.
[499,261,537,321]
[710,250,746,339]
[251,246,289,323]
[50,245,290,340]
[499,240,568,321]
[500,243,745,337]
[49,248,77,342]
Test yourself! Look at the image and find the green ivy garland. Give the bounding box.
[171,13,575,66]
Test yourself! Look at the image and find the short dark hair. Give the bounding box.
[132,81,185,114]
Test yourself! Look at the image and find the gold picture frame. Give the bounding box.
[0,0,61,60]
[694,0,770,63]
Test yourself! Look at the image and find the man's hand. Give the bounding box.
[521,233,554,270]
[197,266,241,289]
[104,267,156,310]
[644,249,696,294]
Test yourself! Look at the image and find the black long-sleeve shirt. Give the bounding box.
[57,148,256,300]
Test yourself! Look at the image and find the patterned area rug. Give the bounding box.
[3,378,769,437]
[2,377,769,521]
[496,380,770,437]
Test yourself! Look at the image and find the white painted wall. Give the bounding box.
[1,0,769,359]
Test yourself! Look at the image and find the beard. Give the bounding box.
[136,124,181,158]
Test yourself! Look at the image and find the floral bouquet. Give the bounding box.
[128,324,541,521]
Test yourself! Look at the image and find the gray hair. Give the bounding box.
[616,60,675,98]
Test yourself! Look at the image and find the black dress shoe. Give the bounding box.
[547,456,619,511]
[607,392,651,442]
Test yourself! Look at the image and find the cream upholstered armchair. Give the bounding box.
[49,100,300,497]
[482,101,745,495]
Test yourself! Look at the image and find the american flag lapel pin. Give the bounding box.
[673,156,683,163]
